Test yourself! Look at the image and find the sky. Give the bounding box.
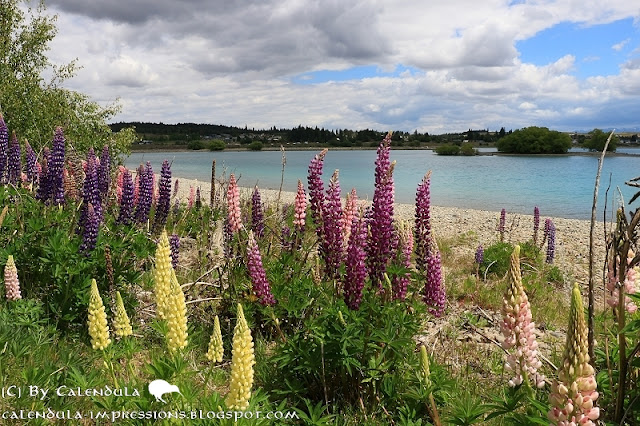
[37,0,640,134]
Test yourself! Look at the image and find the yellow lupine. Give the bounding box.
[166,268,188,353]
[206,315,224,362]
[225,304,255,410]
[154,230,173,319]
[113,291,133,338]
[88,279,111,350]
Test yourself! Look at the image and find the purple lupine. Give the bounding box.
[172,179,180,199]
[172,198,180,217]
[499,208,506,242]
[251,186,265,238]
[98,145,111,198]
[367,132,396,288]
[424,245,446,317]
[475,244,484,264]
[0,114,8,183]
[344,212,368,310]
[117,168,134,225]
[320,170,345,279]
[7,132,21,185]
[169,233,180,269]
[546,219,556,264]
[24,140,37,185]
[281,225,293,252]
[195,187,202,210]
[153,159,172,231]
[135,162,153,224]
[392,223,413,301]
[533,206,540,245]
[80,203,100,255]
[246,230,276,306]
[414,172,432,272]
[307,148,328,235]
[36,148,51,201]
[79,149,103,230]
[49,127,66,205]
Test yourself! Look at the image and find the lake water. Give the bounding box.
[125,149,640,220]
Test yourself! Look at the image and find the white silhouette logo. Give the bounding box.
[148,379,181,403]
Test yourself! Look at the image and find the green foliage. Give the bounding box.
[209,139,226,151]
[249,141,263,151]
[460,143,477,156]
[188,140,205,150]
[480,241,541,278]
[435,144,460,155]
[583,128,618,152]
[496,126,572,154]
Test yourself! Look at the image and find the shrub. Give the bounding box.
[208,139,226,151]
[435,144,460,155]
[249,141,263,151]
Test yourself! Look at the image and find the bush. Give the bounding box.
[249,141,263,151]
[460,143,477,156]
[496,126,571,154]
[435,144,460,155]
[208,139,226,151]
[187,140,205,150]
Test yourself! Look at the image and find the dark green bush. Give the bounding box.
[208,139,226,151]
[249,141,263,151]
[435,144,460,155]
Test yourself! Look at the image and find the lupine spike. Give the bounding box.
[533,206,540,245]
[153,231,173,320]
[24,140,37,185]
[499,208,506,242]
[343,188,358,244]
[7,132,21,185]
[135,162,153,224]
[424,241,445,317]
[475,244,484,264]
[501,245,545,388]
[307,149,328,236]
[169,233,180,270]
[35,148,51,202]
[392,221,413,300]
[606,251,639,314]
[113,291,133,338]
[3,255,22,300]
[153,160,172,231]
[246,230,276,306]
[117,168,135,225]
[227,174,242,234]
[414,171,432,273]
[79,203,100,255]
[420,345,431,387]
[87,279,111,350]
[166,268,188,352]
[225,304,255,410]
[546,219,556,264]
[0,113,8,183]
[251,186,265,238]
[98,145,111,198]
[320,169,344,279]
[344,209,368,310]
[206,315,224,363]
[548,284,599,425]
[49,127,66,205]
[293,179,307,231]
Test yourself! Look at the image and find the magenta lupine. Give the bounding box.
[135,162,153,224]
[7,132,21,185]
[117,168,135,225]
[293,179,307,231]
[320,170,345,279]
[414,172,432,272]
[3,255,22,301]
[367,133,396,287]
[24,140,37,185]
[392,222,413,301]
[251,186,265,238]
[475,244,484,264]
[246,230,276,306]
[169,233,180,269]
[307,148,328,235]
[49,127,66,205]
[501,245,545,389]
[0,114,8,183]
[343,188,358,244]
[424,243,446,317]
[98,145,110,198]
[606,253,639,314]
[227,174,242,234]
[546,219,556,264]
[153,159,172,231]
[499,208,506,242]
[80,203,100,255]
[533,206,540,245]
[344,211,368,310]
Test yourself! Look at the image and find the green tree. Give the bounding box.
[496,126,571,154]
[0,0,134,157]
[584,128,618,152]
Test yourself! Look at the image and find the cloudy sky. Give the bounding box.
[42,0,640,133]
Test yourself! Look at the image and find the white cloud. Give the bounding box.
[612,38,630,51]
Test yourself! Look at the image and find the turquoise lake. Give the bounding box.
[126,149,640,220]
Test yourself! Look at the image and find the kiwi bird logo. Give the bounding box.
[148,379,182,403]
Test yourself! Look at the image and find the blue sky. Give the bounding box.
[45,0,640,133]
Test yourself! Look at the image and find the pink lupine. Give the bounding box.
[548,283,599,425]
[498,208,506,242]
[414,171,432,273]
[424,243,445,317]
[501,245,545,389]
[246,230,276,306]
[293,179,307,230]
[320,170,345,279]
[116,165,126,203]
[344,210,368,310]
[307,148,328,235]
[343,188,358,244]
[3,255,22,300]
[607,252,639,314]
[227,174,242,234]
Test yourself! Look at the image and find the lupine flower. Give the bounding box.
[343,188,358,244]
[169,233,180,269]
[116,165,126,203]
[246,231,276,306]
[414,171,432,273]
[307,148,328,235]
[344,211,368,310]
[195,187,201,209]
[420,345,431,387]
[293,179,307,231]
[320,170,344,279]
[24,140,37,185]
[133,164,141,206]
[546,219,556,264]
[153,160,172,231]
[548,283,599,425]
[3,255,22,300]
[118,169,135,225]
[368,133,396,287]
[79,203,100,255]
[606,252,640,314]
[151,173,158,205]
[533,206,540,245]
[153,231,174,320]
[501,245,545,388]
[113,291,133,338]
[35,148,51,202]
[499,208,506,242]
[7,132,21,185]
[135,162,154,224]
[173,179,180,199]
[227,174,242,234]
[49,127,66,205]
[188,185,195,209]
[98,145,110,198]
[87,279,111,350]
[251,186,265,238]
[206,315,224,362]
[280,225,293,252]
[475,244,484,264]
[0,114,8,183]
[424,243,446,317]
[166,268,188,353]
[225,304,255,410]
[392,221,413,300]
[79,149,102,233]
